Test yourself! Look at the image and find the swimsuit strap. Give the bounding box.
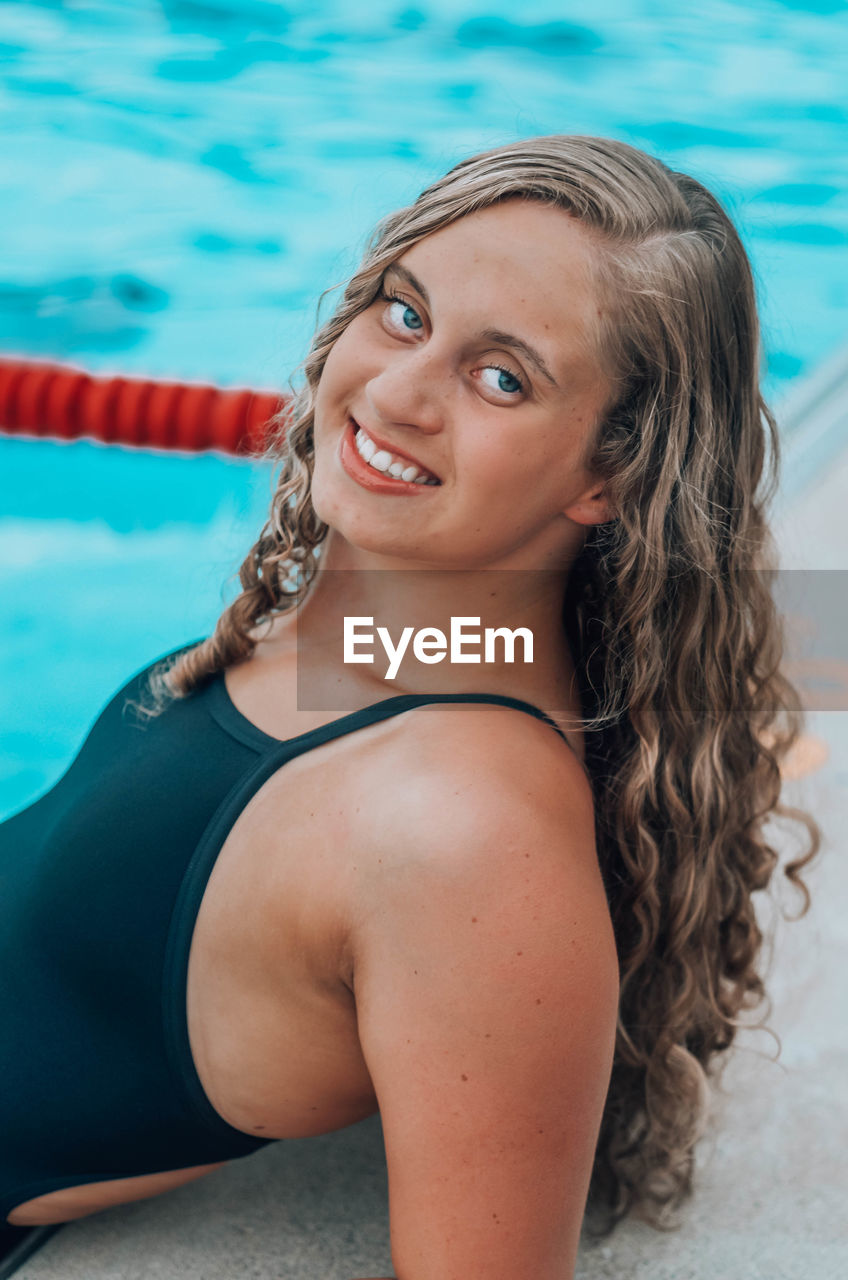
[202,648,575,757]
[277,691,572,754]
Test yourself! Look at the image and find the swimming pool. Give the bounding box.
[2,0,847,816]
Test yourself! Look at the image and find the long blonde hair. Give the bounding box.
[132,136,819,1231]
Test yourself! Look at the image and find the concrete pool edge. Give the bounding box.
[0,1228,60,1280]
[775,337,848,504]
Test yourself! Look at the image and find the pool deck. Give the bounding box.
[15,380,848,1279]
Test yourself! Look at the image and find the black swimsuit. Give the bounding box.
[0,640,569,1221]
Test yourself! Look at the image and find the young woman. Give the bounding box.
[0,136,819,1279]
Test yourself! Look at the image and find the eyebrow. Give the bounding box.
[384,263,560,388]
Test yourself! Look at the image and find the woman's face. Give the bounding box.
[311,199,614,570]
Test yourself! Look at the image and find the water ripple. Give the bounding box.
[455,18,601,54]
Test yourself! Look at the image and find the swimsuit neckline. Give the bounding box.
[206,664,570,753]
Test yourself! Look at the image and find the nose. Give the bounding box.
[364,344,448,437]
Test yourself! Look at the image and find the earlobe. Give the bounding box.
[562,483,615,527]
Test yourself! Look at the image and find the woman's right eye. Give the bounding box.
[381,292,424,334]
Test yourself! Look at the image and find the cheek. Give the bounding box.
[320,318,375,392]
[462,434,565,505]
[315,349,345,414]
[315,335,356,415]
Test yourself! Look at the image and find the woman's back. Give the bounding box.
[3,625,610,1251]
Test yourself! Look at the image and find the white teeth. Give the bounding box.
[354,424,438,485]
[358,434,376,462]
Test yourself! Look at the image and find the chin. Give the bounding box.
[310,466,422,559]
[310,483,395,554]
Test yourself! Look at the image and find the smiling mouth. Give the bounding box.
[351,420,441,486]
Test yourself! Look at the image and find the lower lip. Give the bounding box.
[338,419,439,496]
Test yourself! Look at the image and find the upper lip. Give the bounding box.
[350,416,441,482]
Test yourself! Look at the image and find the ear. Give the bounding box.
[562,478,615,527]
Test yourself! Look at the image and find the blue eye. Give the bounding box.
[496,368,521,393]
[384,295,423,332]
[479,365,525,396]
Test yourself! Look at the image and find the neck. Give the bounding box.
[290,531,582,713]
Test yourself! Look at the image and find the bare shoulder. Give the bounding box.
[348,701,619,1278]
[347,695,618,1025]
[354,697,600,888]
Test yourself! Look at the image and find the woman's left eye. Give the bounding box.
[383,295,423,333]
[478,365,525,396]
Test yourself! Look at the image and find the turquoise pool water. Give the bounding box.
[2,0,847,816]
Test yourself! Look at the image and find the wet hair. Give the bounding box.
[130,135,819,1232]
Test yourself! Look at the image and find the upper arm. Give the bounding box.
[349,710,619,1280]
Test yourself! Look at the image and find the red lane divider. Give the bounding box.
[0,357,288,456]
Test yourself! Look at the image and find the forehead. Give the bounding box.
[394,200,604,373]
